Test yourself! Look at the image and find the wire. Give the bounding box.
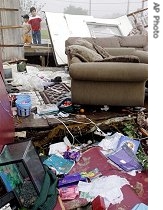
[51,116,82,145]
[59,118,92,125]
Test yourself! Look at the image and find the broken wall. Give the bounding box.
[0,0,24,61]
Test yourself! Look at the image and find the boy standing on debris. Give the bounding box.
[28,7,42,44]
[22,14,32,45]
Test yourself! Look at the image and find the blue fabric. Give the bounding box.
[32,30,41,44]
[132,203,148,210]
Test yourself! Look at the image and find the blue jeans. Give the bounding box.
[32,30,41,44]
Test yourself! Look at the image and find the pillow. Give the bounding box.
[94,55,140,63]
[93,43,111,58]
[70,56,82,64]
[74,38,95,51]
[67,45,103,62]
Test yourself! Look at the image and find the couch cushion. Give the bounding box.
[95,55,140,63]
[74,38,95,51]
[119,35,148,48]
[104,48,136,56]
[95,37,121,48]
[67,45,103,62]
[65,37,94,48]
[93,43,111,58]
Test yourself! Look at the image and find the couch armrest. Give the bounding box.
[69,62,148,82]
[131,50,148,64]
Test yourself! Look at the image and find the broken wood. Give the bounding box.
[33,115,136,150]
[90,115,136,133]
[139,127,148,137]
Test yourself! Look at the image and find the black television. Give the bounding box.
[3,67,13,82]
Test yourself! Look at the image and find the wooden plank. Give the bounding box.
[0,8,19,11]
[40,56,46,67]
[24,45,53,56]
[127,8,148,17]
[0,0,24,61]
[0,25,22,29]
[14,115,50,130]
[0,44,24,47]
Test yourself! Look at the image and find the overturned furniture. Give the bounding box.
[65,36,148,106]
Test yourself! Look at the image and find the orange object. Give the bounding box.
[80,108,85,113]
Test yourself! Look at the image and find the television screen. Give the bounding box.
[3,68,13,82]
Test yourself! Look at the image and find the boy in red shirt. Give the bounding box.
[28,7,42,44]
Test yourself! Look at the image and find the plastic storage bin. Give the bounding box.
[15,94,31,117]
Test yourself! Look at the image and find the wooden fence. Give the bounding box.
[0,0,24,62]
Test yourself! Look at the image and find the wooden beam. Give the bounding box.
[0,44,24,47]
[0,25,22,29]
[127,8,148,17]
[0,8,19,11]
[40,56,46,67]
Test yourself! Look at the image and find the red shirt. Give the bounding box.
[28,15,42,31]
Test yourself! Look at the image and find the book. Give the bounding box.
[58,173,87,188]
[116,136,140,154]
[107,144,142,172]
[43,154,75,175]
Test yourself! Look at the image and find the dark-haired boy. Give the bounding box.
[28,7,42,44]
[22,14,32,45]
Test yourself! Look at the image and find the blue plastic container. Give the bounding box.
[16,94,31,103]
[15,95,32,117]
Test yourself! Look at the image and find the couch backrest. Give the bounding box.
[65,35,148,52]
[65,35,148,66]
[65,36,121,49]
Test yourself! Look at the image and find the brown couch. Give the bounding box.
[65,36,148,106]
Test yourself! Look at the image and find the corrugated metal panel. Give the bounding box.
[0,0,24,61]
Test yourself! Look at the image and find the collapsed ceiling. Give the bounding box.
[45,12,133,66]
